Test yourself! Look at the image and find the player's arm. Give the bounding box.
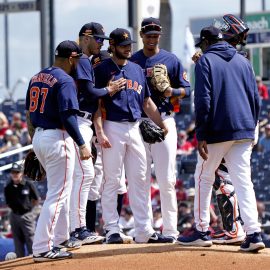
[143,97,168,136]
[163,86,190,98]
[26,110,35,140]
[77,78,126,99]
[93,100,111,148]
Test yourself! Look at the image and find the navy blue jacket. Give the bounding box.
[194,42,261,144]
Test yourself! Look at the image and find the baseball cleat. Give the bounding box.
[147,232,175,243]
[164,235,178,243]
[56,238,82,251]
[212,230,245,245]
[33,247,72,263]
[177,229,212,247]
[119,232,133,244]
[106,233,124,244]
[74,227,104,245]
[240,232,265,252]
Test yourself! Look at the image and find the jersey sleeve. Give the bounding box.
[170,56,190,89]
[74,56,94,82]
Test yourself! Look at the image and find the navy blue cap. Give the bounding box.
[55,40,83,58]
[109,28,136,46]
[195,26,223,47]
[11,163,23,172]
[79,22,110,39]
[141,17,162,34]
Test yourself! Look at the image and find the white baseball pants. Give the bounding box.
[143,115,179,238]
[101,120,154,242]
[32,128,75,255]
[70,116,94,231]
[194,140,261,235]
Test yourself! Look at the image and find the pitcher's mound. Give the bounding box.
[1,244,269,270]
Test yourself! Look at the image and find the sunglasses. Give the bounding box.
[141,24,162,33]
[83,33,104,44]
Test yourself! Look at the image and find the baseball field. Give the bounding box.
[0,244,269,270]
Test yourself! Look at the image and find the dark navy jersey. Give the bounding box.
[74,54,108,114]
[130,49,190,113]
[25,67,79,129]
[94,58,150,122]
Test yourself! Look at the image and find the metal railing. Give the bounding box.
[0,144,33,172]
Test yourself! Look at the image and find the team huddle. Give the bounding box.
[25,14,265,263]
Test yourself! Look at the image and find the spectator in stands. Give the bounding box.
[10,112,28,143]
[256,76,269,100]
[177,130,194,156]
[175,179,187,201]
[0,129,13,153]
[0,112,9,141]
[257,124,270,153]
[4,163,40,258]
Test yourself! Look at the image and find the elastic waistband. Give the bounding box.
[77,111,92,120]
[36,127,65,131]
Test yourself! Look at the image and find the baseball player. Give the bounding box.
[191,14,251,245]
[85,50,131,243]
[69,23,126,246]
[130,17,190,241]
[94,28,173,244]
[177,26,265,252]
[25,40,92,262]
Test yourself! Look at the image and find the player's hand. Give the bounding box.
[107,77,126,96]
[163,87,173,97]
[162,123,169,137]
[192,51,202,64]
[79,144,92,160]
[96,132,112,148]
[198,140,208,160]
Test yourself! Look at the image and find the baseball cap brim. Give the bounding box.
[144,30,162,35]
[11,169,21,172]
[117,40,137,46]
[195,40,202,47]
[93,34,110,40]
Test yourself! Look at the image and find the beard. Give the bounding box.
[114,48,130,60]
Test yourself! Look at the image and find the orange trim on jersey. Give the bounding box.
[171,96,180,113]
[74,142,85,228]
[47,132,68,250]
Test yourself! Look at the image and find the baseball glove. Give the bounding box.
[23,150,46,181]
[150,63,170,92]
[139,120,165,144]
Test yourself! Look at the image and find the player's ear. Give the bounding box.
[68,57,73,66]
[139,31,143,38]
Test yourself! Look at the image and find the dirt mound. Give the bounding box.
[1,244,269,270]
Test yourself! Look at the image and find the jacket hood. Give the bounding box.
[205,41,236,61]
